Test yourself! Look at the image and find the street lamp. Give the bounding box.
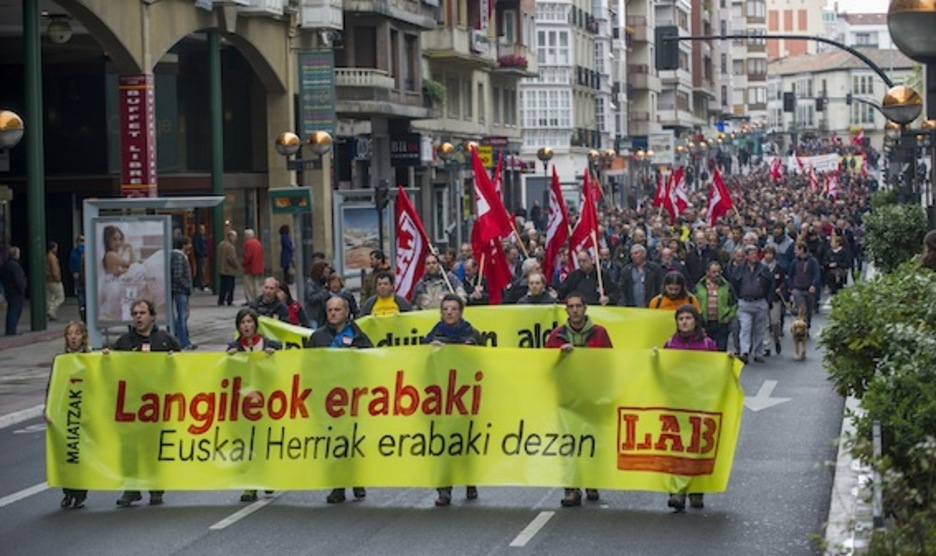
[0,110,25,148]
[881,85,923,125]
[438,141,462,248]
[537,146,554,175]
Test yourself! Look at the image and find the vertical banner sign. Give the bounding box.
[298,50,336,139]
[119,74,157,198]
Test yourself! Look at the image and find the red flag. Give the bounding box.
[544,166,570,285]
[666,167,688,224]
[652,171,668,208]
[795,153,805,172]
[852,128,865,146]
[492,150,504,196]
[570,174,599,269]
[471,146,513,238]
[394,187,432,300]
[808,166,820,191]
[470,226,512,305]
[769,157,783,182]
[825,169,840,198]
[707,167,734,226]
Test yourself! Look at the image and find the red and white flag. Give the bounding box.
[707,166,735,226]
[825,169,840,199]
[394,186,432,300]
[544,166,570,286]
[666,167,689,224]
[852,128,865,146]
[652,171,668,208]
[470,148,514,305]
[808,166,820,191]
[569,172,599,269]
[769,157,783,182]
[492,150,504,196]
[795,153,805,173]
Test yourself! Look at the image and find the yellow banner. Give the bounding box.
[47,348,743,493]
[353,305,676,349]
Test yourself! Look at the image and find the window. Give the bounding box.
[493,86,501,125]
[732,60,745,76]
[594,41,605,75]
[478,83,485,124]
[852,74,874,96]
[432,187,449,244]
[595,97,606,132]
[463,79,473,120]
[537,30,570,65]
[720,19,728,37]
[795,77,813,98]
[721,53,728,75]
[851,104,875,125]
[502,10,516,43]
[505,87,517,126]
[748,58,766,76]
[446,76,459,118]
[855,32,873,45]
[721,85,729,106]
[522,89,571,128]
[747,0,766,18]
[749,86,767,105]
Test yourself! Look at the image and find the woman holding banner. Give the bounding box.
[425,294,483,507]
[661,304,717,512]
[227,307,281,503]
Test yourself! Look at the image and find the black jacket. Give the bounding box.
[558,267,618,304]
[307,321,373,349]
[250,296,290,321]
[113,326,182,352]
[685,246,720,285]
[0,257,27,296]
[617,261,665,307]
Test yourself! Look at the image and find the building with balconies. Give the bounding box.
[820,9,893,53]
[730,0,768,125]
[625,0,662,141]
[690,0,717,126]
[655,0,696,131]
[409,0,537,248]
[765,48,914,151]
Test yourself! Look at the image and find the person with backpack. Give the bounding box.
[648,271,700,312]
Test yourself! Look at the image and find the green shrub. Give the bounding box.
[821,262,936,399]
[867,439,936,556]
[863,203,927,274]
[870,189,899,211]
[422,78,445,104]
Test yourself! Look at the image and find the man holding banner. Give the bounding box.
[545,292,613,507]
[309,295,374,503]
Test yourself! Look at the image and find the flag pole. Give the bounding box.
[509,220,530,258]
[428,245,456,294]
[478,250,486,279]
[590,230,605,298]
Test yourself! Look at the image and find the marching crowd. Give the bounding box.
[47,147,872,514]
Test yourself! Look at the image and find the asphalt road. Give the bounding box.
[0,316,842,556]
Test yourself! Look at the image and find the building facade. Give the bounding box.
[766,0,825,59]
[730,0,768,125]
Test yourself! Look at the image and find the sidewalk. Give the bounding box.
[0,285,254,422]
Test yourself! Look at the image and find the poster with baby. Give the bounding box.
[91,216,171,326]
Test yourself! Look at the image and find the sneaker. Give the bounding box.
[240,490,258,502]
[149,492,164,506]
[689,493,704,509]
[326,488,346,504]
[560,488,582,507]
[776,341,782,354]
[352,487,366,500]
[667,493,686,512]
[739,354,749,364]
[116,491,142,507]
[466,486,478,500]
[585,488,600,501]
[435,488,452,507]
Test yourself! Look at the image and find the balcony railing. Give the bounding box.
[334,68,395,89]
[239,0,285,16]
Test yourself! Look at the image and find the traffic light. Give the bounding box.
[655,26,680,71]
[816,97,826,112]
[846,93,853,105]
[375,179,389,211]
[783,92,796,113]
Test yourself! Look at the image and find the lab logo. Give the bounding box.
[617,407,722,475]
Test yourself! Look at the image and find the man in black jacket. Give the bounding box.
[617,244,664,307]
[308,295,372,503]
[559,251,617,305]
[113,299,181,507]
[517,273,557,304]
[250,277,290,321]
[0,246,27,336]
[685,230,720,286]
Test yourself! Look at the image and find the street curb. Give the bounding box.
[824,396,872,555]
[0,404,44,431]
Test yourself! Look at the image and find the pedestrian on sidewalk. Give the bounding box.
[69,235,86,322]
[1,246,27,336]
[192,223,209,291]
[46,241,65,321]
[48,320,92,509]
[279,224,294,285]
[170,236,196,350]
[217,230,238,306]
[242,229,264,304]
[111,299,181,507]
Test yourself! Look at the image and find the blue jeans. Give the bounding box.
[5,293,23,335]
[172,293,191,348]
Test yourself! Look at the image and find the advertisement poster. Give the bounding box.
[91,216,172,326]
[341,205,388,273]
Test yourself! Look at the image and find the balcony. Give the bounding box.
[625,15,649,43]
[494,42,538,78]
[627,64,661,92]
[334,68,433,120]
[660,68,692,86]
[423,27,497,68]
[341,0,436,28]
[747,42,766,53]
[300,0,342,30]
[748,72,766,82]
[239,0,285,17]
[629,111,651,122]
[657,104,694,127]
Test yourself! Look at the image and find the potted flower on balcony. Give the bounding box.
[497,54,528,70]
[422,78,445,107]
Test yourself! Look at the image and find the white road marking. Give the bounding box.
[13,423,46,434]
[208,492,282,530]
[510,511,555,547]
[0,483,48,508]
[0,405,44,430]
